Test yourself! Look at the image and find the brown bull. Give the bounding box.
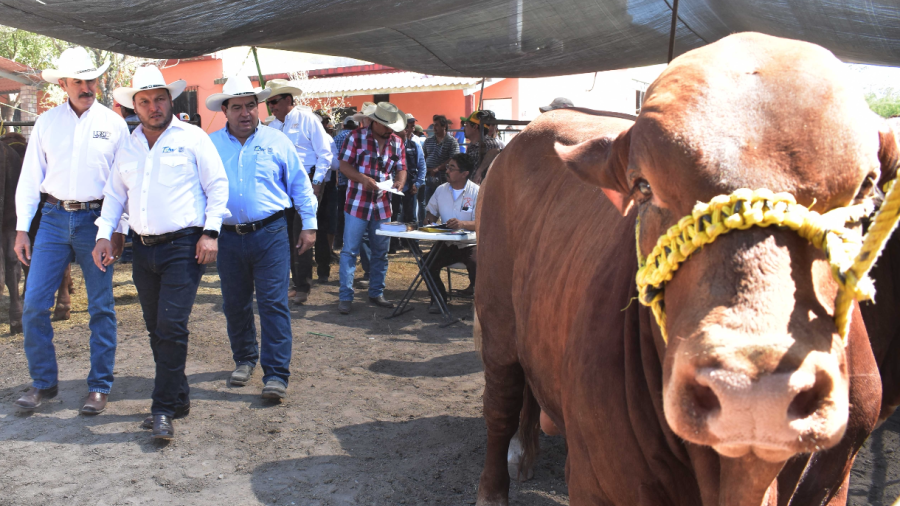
[0,132,74,334]
[475,32,895,506]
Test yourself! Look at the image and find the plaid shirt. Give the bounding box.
[340,126,406,220]
[468,135,505,172]
[333,129,353,186]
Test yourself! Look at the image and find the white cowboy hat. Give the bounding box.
[264,79,304,98]
[205,75,271,111]
[367,102,407,133]
[113,65,187,109]
[42,47,110,82]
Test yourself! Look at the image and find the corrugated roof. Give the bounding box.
[298,72,489,98]
[0,57,37,95]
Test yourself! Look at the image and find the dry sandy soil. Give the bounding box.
[0,252,896,506]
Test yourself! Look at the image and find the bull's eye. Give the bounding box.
[636,179,652,196]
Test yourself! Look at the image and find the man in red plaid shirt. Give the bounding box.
[337,102,408,314]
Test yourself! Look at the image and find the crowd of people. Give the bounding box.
[9,47,508,440]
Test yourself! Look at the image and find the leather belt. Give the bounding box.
[46,195,103,211]
[137,227,203,247]
[221,210,285,235]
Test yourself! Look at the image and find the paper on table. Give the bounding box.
[376,179,404,196]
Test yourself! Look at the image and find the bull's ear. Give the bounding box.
[556,128,633,215]
[877,119,900,192]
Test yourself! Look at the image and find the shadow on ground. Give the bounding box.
[250,415,568,506]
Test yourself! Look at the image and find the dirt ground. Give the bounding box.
[0,252,896,506]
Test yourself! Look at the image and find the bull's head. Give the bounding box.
[557,32,899,502]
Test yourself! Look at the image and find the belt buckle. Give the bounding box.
[140,235,155,246]
[62,201,82,212]
[236,223,252,235]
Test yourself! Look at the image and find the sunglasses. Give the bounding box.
[265,95,289,107]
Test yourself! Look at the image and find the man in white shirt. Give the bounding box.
[92,66,229,440]
[424,153,479,312]
[13,47,129,415]
[264,79,335,304]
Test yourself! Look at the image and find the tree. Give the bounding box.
[0,25,148,114]
[866,90,900,118]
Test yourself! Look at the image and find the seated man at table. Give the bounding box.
[424,153,478,313]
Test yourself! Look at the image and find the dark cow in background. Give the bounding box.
[475,32,894,506]
[0,132,74,334]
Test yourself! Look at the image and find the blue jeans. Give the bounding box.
[218,217,292,387]
[132,232,205,417]
[23,202,117,393]
[339,213,389,301]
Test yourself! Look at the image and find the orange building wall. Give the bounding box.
[160,58,236,133]
[472,78,519,120]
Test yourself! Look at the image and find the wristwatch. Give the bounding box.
[202,230,219,239]
[312,178,323,186]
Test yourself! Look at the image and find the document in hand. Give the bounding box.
[376,179,404,196]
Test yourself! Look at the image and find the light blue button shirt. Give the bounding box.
[210,122,318,229]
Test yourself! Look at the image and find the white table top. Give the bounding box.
[376,229,476,243]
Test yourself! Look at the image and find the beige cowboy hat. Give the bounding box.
[348,102,378,123]
[264,79,304,98]
[205,75,271,111]
[367,102,407,132]
[113,65,187,109]
[42,47,109,82]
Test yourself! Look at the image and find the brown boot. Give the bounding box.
[81,392,108,415]
[15,385,59,410]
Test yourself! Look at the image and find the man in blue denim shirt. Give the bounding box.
[208,76,318,400]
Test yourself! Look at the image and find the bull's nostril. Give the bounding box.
[687,381,721,418]
[788,371,832,419]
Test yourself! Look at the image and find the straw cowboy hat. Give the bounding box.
[113,65,187,109]
[205,75,271,111]
[264,79,304,98]
[367,102,407,133]
[348,102,378,123]
[42,47,110,82]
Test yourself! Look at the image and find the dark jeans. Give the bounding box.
[390,191,420,250]
[132,232,206,417]
[427,245,477,302]
[421,183,440,224]
[293,174,335,292]
[334,185,370,277]
[218,216,292,386]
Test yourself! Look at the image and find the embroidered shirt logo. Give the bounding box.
[178,147,185,153]
[92,130,110,140]
[162,146,175,153]
[267,147,273,155]
[254,146,265,153]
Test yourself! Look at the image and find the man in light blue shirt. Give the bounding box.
[207,76,318,400]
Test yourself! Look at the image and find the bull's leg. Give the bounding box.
[7,243,22,334]
[477,359,525,506]
[506,427,535,481]
[52,264,72,321]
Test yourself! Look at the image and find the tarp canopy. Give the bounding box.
[1,0,898,77]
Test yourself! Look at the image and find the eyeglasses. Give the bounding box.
[265,95,289,107]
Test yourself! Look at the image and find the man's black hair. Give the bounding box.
[222,96,258,109]
[432,114,450,128]
[450,152,474,176]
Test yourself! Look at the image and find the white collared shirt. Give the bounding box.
[270,106,334,182]
[15,100,130,232]
[425,180,479,248]
[95,118,231,240]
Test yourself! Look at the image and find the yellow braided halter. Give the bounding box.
[635,182,900,344]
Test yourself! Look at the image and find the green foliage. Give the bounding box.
[0,25,66,72]
[866,90,900,118]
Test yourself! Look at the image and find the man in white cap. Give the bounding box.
[264,79,334,304]
[13,46,129,415]
[336,102,407,314]
[206,76,317,399]
[92,65,230,440]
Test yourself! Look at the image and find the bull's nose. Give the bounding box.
[666,351,848,462]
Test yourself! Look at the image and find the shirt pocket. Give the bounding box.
[119,161,139,187]
[254,153,279,182]
[158,156,192,188]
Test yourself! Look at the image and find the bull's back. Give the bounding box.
[476,110,637,424]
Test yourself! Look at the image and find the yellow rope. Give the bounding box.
[634,185,900,344]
